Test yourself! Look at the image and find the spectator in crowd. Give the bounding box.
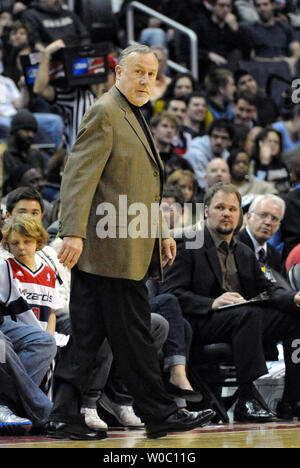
[204,68,236,121]
[205,157,231,186]
[184,92,209,137]
[21,0,91,51]
[1,214,61,335]
[2,19,31,71]
[161,184,185,231]
[0,327,52,435]
[149,111,184,174]
[2,164,53,228]
[154,72,199,115]
[0,229,56,429]
[272,103,300,152]
[280,153,300,261]
[140,17,168,48]
[162,183,300,422]
[250,127,290,193]
[33,39,102,151]
[234,69,278,126]
[189,0,250,75]
[184,118,234,188]
[238,193,288,361]
[238,194,285,273]
[8,20,30,48]
[227,148,278,200]
[201,157,231,201]
[164,97,193,155]
[244,125,263,157]
[0,60,64,148]
[0,110,44,195]
[1,186,69,324]
[150,46,171,104]
[231,90,257,129]
[167,169,199,227]
[240,0,300,75]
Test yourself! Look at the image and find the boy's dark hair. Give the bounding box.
[233,90,257,106]
[208,118,235,141]
[162,184,185,207]
[6,186,44,215]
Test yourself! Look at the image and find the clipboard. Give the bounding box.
[216,292,270,310]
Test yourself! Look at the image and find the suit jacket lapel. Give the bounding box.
[204,228,223,289]
[109,86,159,167]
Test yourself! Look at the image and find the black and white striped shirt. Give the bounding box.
[53,86,96,151]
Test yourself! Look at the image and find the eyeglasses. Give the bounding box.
[252,211,281,224]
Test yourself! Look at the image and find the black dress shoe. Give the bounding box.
[145,408,215,439]
[234,398,275,423]
[166,382,203,402]
[276,400,294,420]
[277,400,300,420]
[47,421,107,440]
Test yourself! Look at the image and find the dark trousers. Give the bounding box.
[83,313,169,408]
[150,293,193,361]
[189,304,300,405]
[50,267,177,424]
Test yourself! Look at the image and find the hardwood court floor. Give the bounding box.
[1,421,300,448]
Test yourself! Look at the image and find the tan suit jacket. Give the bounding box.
[59,85,166,280]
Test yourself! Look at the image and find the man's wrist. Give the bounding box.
[295,296,300,308]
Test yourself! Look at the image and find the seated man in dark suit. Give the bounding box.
[238,194,288,361]
[238,194,285,275]
[162,183,300,421]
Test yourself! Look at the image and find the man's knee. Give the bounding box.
[150,313,169,354]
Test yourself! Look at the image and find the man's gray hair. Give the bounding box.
[248,194,286,220]
[119,44,157,67]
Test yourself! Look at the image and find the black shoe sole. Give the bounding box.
[0,423,31,436]
[166,383,203,402]
[47,423,107,441]
[47,429,107,441]
[146,411,215,439]
[234,416,275,423]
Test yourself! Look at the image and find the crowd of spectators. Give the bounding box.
[0,0,300,437]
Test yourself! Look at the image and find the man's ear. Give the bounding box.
[204,205,208,219]
[5,211,10,219]
[115,64,122,79]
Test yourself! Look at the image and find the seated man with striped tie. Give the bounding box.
[238,194,285,277]
[237,194,289,362]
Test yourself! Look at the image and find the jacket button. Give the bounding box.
[153,170,159,177]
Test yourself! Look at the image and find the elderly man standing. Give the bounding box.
[47,45,214,441]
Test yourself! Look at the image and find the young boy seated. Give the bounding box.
[0,215,62,336]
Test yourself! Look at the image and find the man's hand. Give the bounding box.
[224,13,238,31]
[58,236,83,269]
[208,52,228,66]
[295,292,300,308]
[162,238,176,267]
[259,139,273,165]
[212,292,246,310]
[45,39,66,57]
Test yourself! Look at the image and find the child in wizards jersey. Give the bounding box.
[0,214,62,334]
